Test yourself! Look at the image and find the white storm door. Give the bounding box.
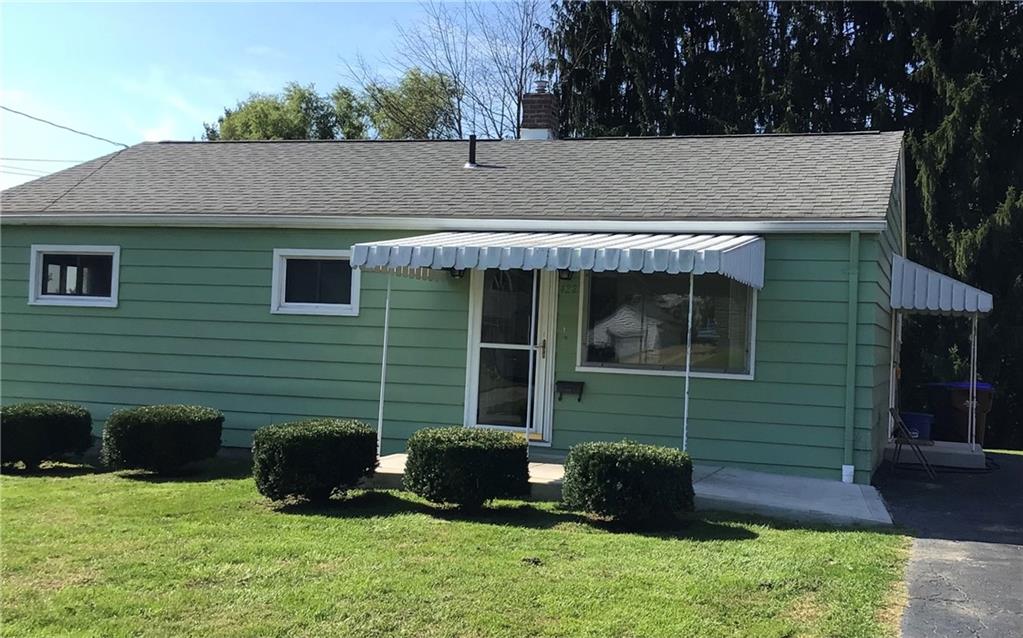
[465,269,556,444]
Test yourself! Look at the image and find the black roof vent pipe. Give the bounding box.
[464,134,477,169]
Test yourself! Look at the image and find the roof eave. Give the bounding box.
[0,213,888,234]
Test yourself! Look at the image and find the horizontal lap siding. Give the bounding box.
[0,226,468,450]
[2,225,894,484]
[865,159,903,472]
[551,234,876,482]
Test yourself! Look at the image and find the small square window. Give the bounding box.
[271,249,360,316]
[29,245,120,307]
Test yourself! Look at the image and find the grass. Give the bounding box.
[987,448,1023,456]
[1,459,909,638]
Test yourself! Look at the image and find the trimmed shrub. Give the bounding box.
[403,427,529,508]
[562,440,694,524]
[0,402,93,468]
[101,404,223,473]
[252,418,377,503]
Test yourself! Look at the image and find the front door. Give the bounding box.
[465,269,557,444]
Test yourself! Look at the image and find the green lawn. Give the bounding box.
[987,448,1023,456]
[1,460,909,638]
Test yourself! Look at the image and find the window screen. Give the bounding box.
[283,258,352,304]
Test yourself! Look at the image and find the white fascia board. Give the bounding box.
[0,213,888,234]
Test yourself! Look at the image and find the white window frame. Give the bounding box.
[574,271,757,381]
[28,244,120,308]
[270,248,360,317]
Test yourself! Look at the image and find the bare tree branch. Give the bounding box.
[388,0,550,139]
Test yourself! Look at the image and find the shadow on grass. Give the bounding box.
[0,460,108,478]
[117,456,253,483]
[276,490,758,541]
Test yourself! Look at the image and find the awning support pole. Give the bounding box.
[887,310,901,440]
[970,314,978,452]
[376,274,392,456]
[683,272,694,452]
[525,270,538,460]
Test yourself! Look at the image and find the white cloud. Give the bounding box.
[115,66,211,123]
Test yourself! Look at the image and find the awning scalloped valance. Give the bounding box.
[351,231,766,288]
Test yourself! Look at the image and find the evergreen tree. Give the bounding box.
[545,0,1023,446]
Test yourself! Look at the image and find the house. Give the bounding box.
[0,89,993,485]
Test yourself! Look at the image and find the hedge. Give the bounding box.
[562,440,694,525]
[252,418,377,502]
[101,404,223,474]
[0,402,93,468]
[403,427,529,508]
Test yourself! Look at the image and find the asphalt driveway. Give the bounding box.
[876,451,1023,637]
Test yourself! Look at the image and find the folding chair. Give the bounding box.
[889,408,937,480]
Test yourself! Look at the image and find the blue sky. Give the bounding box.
[0,2,424,189]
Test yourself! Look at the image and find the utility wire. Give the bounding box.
[1,105,129,149]
[0,169,50,178]
[41,147,126,211]
[0,157,84,163]
[0,164,49,175]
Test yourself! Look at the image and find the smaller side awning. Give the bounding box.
[351,232,765,288]
[891,255,993,315]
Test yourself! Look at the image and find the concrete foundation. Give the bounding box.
[884,440,987,469]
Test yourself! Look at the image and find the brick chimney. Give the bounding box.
[520,79,557,140]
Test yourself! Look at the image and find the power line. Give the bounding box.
[0,164,49,175]
[0,169,50,178]
[0,157,85,163]
[0,105,129,149]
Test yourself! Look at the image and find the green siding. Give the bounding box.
[1,225,898,483]
[551,234,881,483]
[862,151,905,472]
[1,226,469,452]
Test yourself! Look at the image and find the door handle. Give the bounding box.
[539,339,547,359]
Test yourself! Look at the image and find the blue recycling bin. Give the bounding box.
[899,411,933,440]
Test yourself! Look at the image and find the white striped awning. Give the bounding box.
[351,232,766,288]
[891,255,992,315]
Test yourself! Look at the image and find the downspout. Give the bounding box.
[842,232,860,483]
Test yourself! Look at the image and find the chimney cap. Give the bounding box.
[533,78,549,94]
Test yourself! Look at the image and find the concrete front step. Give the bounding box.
[883,440,987,469]
[364,453,893,527]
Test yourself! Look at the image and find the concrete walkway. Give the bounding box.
[370,453,892,527]
[876,451,1023,637]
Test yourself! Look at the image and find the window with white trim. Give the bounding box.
[270,249,360,316]
[28,245,120,308]
[579,271,754,376]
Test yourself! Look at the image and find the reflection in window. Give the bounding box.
[582,272,752,374]
[41,254,113,297]
[476,348,530,427]
[283,258,353,304]
[480,269,534,345]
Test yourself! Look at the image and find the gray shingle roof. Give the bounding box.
[0,131,903,221]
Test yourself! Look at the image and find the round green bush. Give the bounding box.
[101,404,223,473]
[252,418,377,503]
[0,402,93,468]
[562,440,694,524]
[403,427,529,508]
